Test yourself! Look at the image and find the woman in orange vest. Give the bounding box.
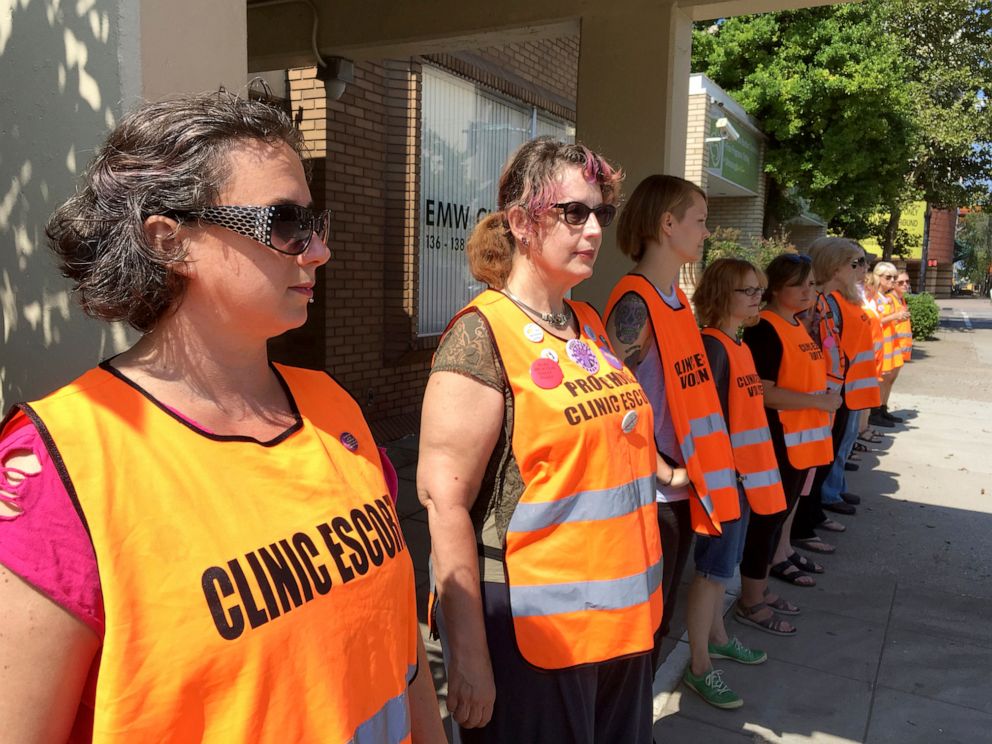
[870,261,911,424]
[802,238,880,527]
[739,254,840,632]
[684,257,788,709]
[419,138,661,743]
[0,94,444,744]
[893,270,914,361]
[603,175,739,706]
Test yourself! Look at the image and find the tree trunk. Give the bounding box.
[882,206,901,261]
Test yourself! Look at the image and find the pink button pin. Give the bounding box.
[530,358,564,389]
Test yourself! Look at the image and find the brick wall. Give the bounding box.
[273,37,582,439]
[685,92,708,189]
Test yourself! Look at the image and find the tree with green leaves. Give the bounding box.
[957,208,992,292]
[692,1,992,259]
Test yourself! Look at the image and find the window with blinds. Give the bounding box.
[418,66,573,336]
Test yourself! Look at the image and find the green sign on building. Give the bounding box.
[707,114,761,193]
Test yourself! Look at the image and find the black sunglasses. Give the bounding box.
[168,205,331,256]
[552,202,617,227]
[781,253,812,264]
[850,257,867,268]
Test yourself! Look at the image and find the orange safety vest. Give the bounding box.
[700,329,786,515]
[12,364,418,744]
[862,297,886,379]
[452,290,662,670]
[813,293,847,395]
[606,275,739,536]
[759,311,834,470]
[891,291,913,361]
[875,292,904,372]
[829,291,882,410]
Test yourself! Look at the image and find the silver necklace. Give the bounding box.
[502,289,572,330]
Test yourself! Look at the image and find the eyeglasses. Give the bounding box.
[896,280,911,285]
[552,202,617,227]
[850,257,867,268]
[168,204,331,255]
[734,286,764,297]
[781,253,812,264]
[882,274,898,280]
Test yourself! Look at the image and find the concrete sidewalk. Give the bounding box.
[386,296,992,743]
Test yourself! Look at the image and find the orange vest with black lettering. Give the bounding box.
[862,297,886,379]
[830,291,882,410]
[891,291,913,361]
[759,311,834,469]
[606,275,739,536]
[454,290,661,670]
[701,329,786,515]
[875,292,904,372]
[15,364,418,744]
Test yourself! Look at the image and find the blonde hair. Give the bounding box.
[616,175,706,262]
[693,257,764,328]
[873,261,898,277]
[808,236,862,303]
[465,137,622,289]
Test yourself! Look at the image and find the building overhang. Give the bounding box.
[247,0,855,72]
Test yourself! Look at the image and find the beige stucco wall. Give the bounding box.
[0,0,247,411]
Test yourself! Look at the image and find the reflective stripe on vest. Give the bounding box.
[461,291,661,670]
[16,364,419,743]
[508,475,655,532]
[348,678,415,744]
[758,311,834,469]
[510,557,663,618]
[832,291,882,410]
[700,328,786,515]
[606,276,739,535]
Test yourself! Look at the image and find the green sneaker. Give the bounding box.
[682,667,743,709]
[708,636,768,665]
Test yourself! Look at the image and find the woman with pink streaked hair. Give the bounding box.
[418,138,661,743]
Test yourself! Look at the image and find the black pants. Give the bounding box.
[651,499,692,669]
[792,405,848,540]
[740,454,807,580]
[440,581,655,744]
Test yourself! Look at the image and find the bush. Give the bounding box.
[703,226,798,270]
[905,292,939,340]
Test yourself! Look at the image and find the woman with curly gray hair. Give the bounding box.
[0,92,443,744]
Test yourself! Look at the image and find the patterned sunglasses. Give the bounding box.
[168,205,331,255]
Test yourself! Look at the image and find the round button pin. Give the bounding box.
[530,358,564,389]
[540,348,559,363]
[340,432,359,451]
[524,323,544,343]
[602,348,623,370]
[621,410,639,434]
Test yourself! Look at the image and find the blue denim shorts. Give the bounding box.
[694,484,750,582]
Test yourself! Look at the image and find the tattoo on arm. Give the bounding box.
[615,294,648,345]
[623,344,642,371]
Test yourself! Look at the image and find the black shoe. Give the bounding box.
[841,492,861,505]
[869,412,895,428]
[881,405,904,423]
[845,462,859,471]
[823,501,857,516]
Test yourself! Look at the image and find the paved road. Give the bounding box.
[654,294,992,743]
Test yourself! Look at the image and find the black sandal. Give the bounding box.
[787,551,824,574]
[770,560,816,587]
[852,441,870,453]
[858,432,883,444]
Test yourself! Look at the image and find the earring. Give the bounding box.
[521,237,529,246]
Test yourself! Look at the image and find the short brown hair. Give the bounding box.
[693,257,764,328]
[616,175,706,262]
[763,253,812,303]
[46,91,306,333]
[466,137,622,289]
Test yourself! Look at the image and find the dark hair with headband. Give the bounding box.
[762,252,813,304]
